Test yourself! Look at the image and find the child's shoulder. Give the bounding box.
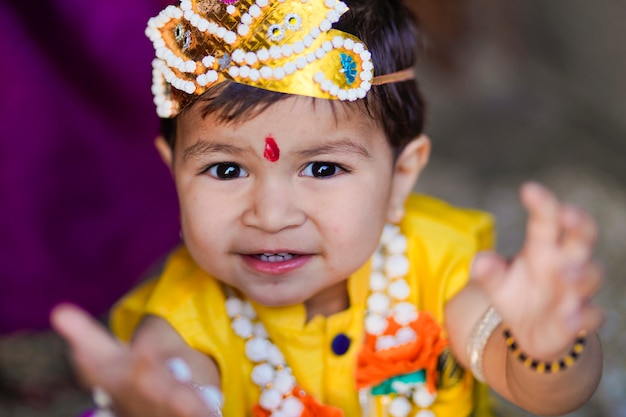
[403,193,495,252]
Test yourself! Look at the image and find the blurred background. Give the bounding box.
[0,0,624,416]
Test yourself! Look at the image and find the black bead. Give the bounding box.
[331,333,351,355]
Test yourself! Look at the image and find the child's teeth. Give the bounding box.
[259,253,294,262]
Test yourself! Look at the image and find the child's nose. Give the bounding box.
[241,179,306,232]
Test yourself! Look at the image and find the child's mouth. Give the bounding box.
[256,253,296,262]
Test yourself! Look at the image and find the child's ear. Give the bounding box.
[387,135,431,223]
[154,135,173,171]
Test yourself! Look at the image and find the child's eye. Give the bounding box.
[206,163,248,179]
[301,162,344,178]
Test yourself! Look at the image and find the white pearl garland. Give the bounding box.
[226,224,437,416]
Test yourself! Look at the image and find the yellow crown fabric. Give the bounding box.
[146,0,375,117]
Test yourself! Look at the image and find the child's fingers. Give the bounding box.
[568,304,604,335]
[562,261,604,300]
[470,251,508,296]
[560,205,598,263]
[50,303,126,384]
[521,182,561,250]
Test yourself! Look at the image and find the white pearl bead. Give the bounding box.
[239,65,251,78]
[249,68,261,81]
[321,79,333,92]
[253,322,268,338]
[319,20,332,32]
[338,89,348,100]
[225,31,237,44]
[384,254,410,278]
[328,9,341,21]
[231,316,253,338]
[228,66,240,78]
[251,363,275,386]
[344,38,355,50]
[365,314,388,334]
[388,279,410,300]
[206,70,218,82]
[310,27,321,39]
[415,410,436,417]
[242,301,256,319]
[270,46,282,59]
[391,380,411,395]
[395,327,417,345]
[389,396,412,417]
[393,302,418,325]
[284,62,297,75]
[238,24,250,36]
[387,234,408,255]
[259,388,283,410]
[232,49,245,64]
[370,271,388,291]
[353,43,365,54]
[274,67,286,80]
[241,13,252,24]
[375,335,397,351]
[413,385,436,408]
[249,5,262,17]
[226,5,236,14]
[281,44,294,57]
[245,52,258,65]
[367,292,390,313]
[260,66,273,79]
[274,370,296,394]
[245,337,270,362]
[296,56,307,69]
[330,85,340,97]
[197,19,209,32]
[332,36,344,48]
[293,41,305,54]
[257,48,270,61]
[256,0,269,7]
[324,0,337,8]
[267,344,285,366]
[281,397,304,417]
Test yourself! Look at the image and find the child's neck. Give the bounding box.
[304,280,350,322]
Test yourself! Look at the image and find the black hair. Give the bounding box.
[160,0,425,152]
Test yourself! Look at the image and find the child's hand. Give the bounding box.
[471,182,604,360]
[51,304,216,417]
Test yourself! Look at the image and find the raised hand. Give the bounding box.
[51,304,216,417]
[471,182,604,360]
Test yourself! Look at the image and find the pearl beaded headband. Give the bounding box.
[146,0,415,118]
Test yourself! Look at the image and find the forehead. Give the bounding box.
[176,96,385,146]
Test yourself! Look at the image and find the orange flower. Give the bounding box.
[356,312,448,393]
[253,386,344,417]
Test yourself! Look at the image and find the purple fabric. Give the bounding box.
[0,0,180,333]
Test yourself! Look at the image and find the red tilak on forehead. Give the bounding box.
[263,136,280,162]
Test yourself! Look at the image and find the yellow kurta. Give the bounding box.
[111,194,494,417]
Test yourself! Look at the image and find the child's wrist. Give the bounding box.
[504,328,587,374]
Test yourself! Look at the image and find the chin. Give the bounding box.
[245,285,310,308]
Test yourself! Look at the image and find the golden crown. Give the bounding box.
[146,0,405,118]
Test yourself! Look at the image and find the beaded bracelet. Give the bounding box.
[503,328,586,374]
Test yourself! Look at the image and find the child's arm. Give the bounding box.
[445,182,603,415]
[51,304,222,417]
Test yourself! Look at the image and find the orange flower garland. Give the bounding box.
[356,312,448,394]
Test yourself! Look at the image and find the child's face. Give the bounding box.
[160,96,423,316]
